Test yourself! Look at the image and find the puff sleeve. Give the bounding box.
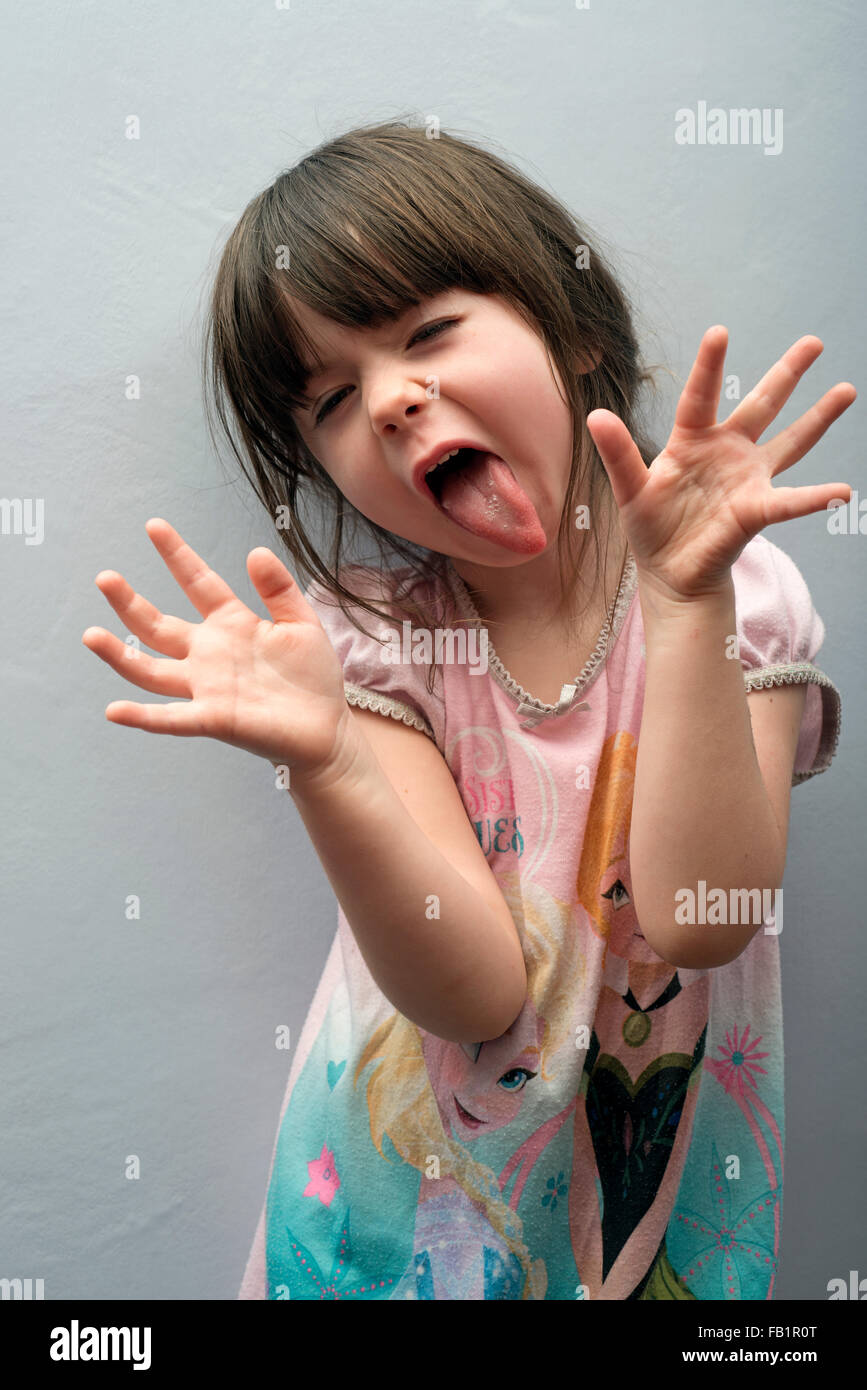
[302,563,446,750]
[733,534,842,785]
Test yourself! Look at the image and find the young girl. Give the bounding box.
[83,120,855,1300]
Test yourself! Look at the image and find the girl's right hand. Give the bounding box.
[81,518,354,777]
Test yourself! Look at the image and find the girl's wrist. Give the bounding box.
[274,710,375,803]
[636,565,735,626]
[637,571,738,666]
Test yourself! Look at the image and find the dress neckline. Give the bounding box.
[443,549,638,728]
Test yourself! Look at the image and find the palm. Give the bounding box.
[176,603,343,757]
[586,328,856,597]
[82,519,349,770]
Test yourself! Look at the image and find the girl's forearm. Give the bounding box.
[628,574,785,969]
[278,726,527,1043]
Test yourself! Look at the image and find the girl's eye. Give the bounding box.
[315,386,351,424]
[498,1067,538,1093]
[313,318,458,425]
[409,317,458,346]
[602,878,631,910]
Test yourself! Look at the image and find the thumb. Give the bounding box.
[586,409,649,512]
[246,548,315,626]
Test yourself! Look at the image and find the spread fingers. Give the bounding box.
[82,625,191,698]
[92,570,190,658]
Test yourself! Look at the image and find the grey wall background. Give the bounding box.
[2,0,863,1300]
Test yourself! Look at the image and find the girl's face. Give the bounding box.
[288,288,583,565]
[420,1000,545,1140]
[601,854,670,967]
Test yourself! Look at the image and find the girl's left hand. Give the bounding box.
[585,327,856,601]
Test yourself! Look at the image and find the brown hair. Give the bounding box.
[201,117,661,695]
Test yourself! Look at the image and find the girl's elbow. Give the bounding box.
[478,964,529,1042]
[642,920,767,970]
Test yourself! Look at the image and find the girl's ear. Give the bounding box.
[577,344,602,374]
[546,341,600,398]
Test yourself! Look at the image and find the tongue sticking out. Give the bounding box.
[436,452,547,555]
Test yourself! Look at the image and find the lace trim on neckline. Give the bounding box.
[444,552,638,716]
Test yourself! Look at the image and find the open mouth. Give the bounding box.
[416,446,548,556]
[424,447,485,502]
